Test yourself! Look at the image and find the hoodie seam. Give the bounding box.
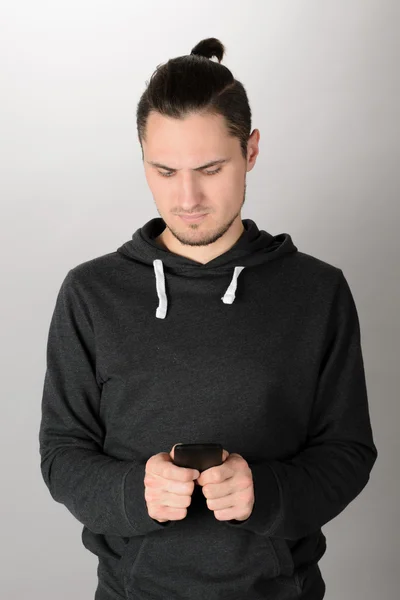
[66,269,107,388]
[307,267,343,434]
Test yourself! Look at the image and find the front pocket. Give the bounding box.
[120,509,283,600]
[81,525,127,561]
[117,534,146,584]
[269,536,296,578]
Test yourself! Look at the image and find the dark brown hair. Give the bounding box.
[136,37,252,160]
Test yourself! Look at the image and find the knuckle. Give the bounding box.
[144,474,153,487]
[147,506,156,519]
[145,489,155,502]
[244,474,253,486]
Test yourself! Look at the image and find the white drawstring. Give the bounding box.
[153,259,168,319]
[221,266,246,304]
[153,259,245,319]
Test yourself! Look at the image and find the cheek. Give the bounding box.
[144,170,154,189]
[145,173,167,196]
[216,173,242,198]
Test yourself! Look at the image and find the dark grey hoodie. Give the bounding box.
[39,217,377,600]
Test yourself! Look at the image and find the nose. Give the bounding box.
[178,172,205,206]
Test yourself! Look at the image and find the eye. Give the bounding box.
[204,167,222,176]
[157,167,222,178]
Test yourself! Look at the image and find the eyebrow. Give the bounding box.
[147,158,230,171]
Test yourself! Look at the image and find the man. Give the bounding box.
[39,38,378,600]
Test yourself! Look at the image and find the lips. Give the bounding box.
[179,214,208,222]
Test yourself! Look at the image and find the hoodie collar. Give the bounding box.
[117,218,297,319]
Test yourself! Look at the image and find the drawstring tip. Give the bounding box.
[221,292,235,304]
[155,306,167,319]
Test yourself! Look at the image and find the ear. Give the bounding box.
[246,129,260,171]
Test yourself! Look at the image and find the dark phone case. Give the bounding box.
[172,443,223,472]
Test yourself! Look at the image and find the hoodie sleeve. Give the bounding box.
[39,269,175,537]
[224,269,378,539]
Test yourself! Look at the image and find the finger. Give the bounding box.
[169,442,183,460]
[151,460,198,482]
[203,478,234,499]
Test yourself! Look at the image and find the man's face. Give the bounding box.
[142,111,259,248]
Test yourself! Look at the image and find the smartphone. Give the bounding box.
[172,443,223,473]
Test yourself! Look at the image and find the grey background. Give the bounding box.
[1,1,398,598]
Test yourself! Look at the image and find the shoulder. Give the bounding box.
[64,250,122,285]
[286,250,344,291]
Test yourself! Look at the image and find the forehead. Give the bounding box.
[143,111,234,160]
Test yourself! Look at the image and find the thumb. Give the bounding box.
[222,449,230,461]
[170,443,182,461]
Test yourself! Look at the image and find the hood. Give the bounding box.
[117,217,297,319]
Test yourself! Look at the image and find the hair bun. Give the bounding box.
[190,37,225,63]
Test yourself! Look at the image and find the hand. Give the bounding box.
[144,444,200,523]
[196,450,255,522]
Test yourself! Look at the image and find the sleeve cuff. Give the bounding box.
[222,461,283,536]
